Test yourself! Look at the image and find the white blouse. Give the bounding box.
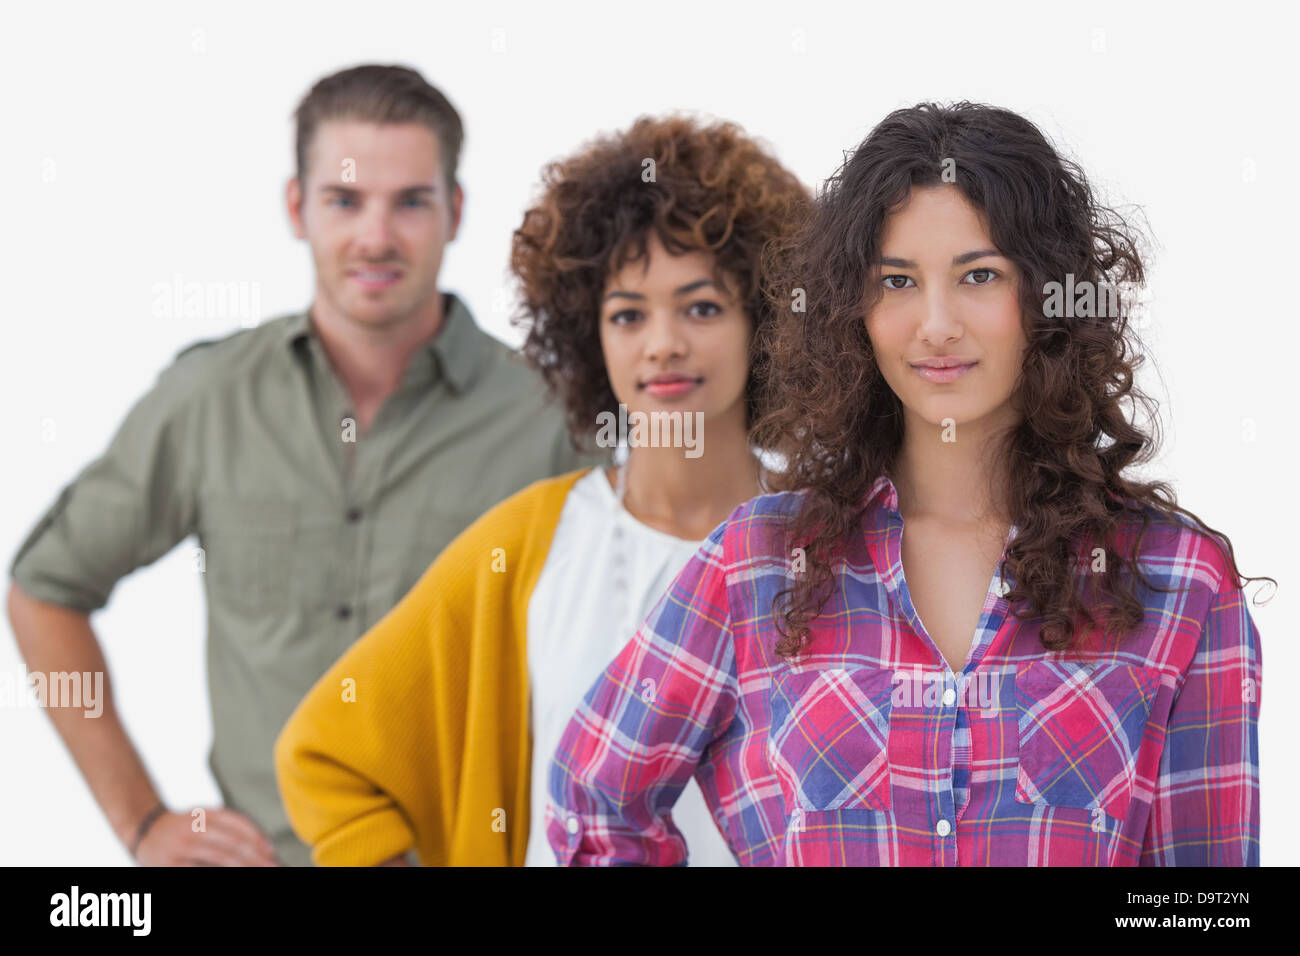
[523,467,739,866]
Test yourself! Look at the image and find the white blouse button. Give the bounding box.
[936,819,952,837]
[942,688,957,707]
[566,815,581,835]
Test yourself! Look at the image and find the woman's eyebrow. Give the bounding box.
[879,249,1002,268]
[672,278,717,296]
[603,278,717,303]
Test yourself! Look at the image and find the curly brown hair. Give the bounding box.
[753,101,1274,659]
[509,114,810,450]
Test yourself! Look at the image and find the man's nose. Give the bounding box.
[356,208,397,256]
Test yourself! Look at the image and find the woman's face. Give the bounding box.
[599,231,752,432]
[864,184,1027,434]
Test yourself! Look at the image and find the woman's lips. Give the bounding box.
[641,377,701,399]
[910,361,976,384]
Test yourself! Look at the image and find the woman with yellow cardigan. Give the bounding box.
[273,114,810,865]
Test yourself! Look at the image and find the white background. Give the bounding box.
[2,0,1295,865]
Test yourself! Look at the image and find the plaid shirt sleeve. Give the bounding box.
[545,521,740,866]
[1140,571,1263,866]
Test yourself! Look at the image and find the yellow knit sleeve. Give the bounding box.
[273,468,590,866]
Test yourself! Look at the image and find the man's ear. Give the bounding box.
[286,177,307,239]
[447,182,464,242]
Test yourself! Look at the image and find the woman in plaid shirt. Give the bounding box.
[545,101,1271,866]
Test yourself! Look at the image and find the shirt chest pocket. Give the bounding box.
[1013,661,1163,819]
[767,667,895,813]
[198,496,299,614]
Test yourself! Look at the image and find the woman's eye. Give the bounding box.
[882,275,914,290]
[965,268,997,284]
[688,300,722,318]
[609,310,641,326]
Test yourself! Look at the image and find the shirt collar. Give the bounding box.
[864,473,901,515]
[429,292,492,394]
[281,308,312,350]
[282,292,491,394]
[861,470,1019,592]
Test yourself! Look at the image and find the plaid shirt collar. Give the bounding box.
[860,472,1020,600]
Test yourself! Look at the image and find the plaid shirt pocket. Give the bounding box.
[1014,661,1162,819]
[768,667,895,813]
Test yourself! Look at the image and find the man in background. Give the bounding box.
[7,63,602,866]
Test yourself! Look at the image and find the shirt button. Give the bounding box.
[996,579,1012,598]
[942,688,957,707]
[345,507,362,523]
[336,604,352,620]
[566,816,581,835]
[936,819,952,837]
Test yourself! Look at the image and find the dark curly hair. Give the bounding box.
[509,114,810,450]
[753,101,1274,659]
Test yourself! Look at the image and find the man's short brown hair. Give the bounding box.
[293,63,464,194]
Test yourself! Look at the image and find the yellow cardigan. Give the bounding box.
[273,467,591,866]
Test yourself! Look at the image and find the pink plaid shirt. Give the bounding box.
[545,476,1261,866]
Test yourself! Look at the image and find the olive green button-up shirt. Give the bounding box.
[10,291,605,866]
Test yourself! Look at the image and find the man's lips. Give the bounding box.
[349,268,402,290]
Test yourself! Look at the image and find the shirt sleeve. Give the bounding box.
[1140,572,1262,866]
[9,354,202,611]
[545,519,740,866]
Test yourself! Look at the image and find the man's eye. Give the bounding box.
[402,197,429,208]
[882,275,914,290]
[965,268,997,284]
[328,196,355,208]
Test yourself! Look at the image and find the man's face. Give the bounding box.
[286,121,462,330]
